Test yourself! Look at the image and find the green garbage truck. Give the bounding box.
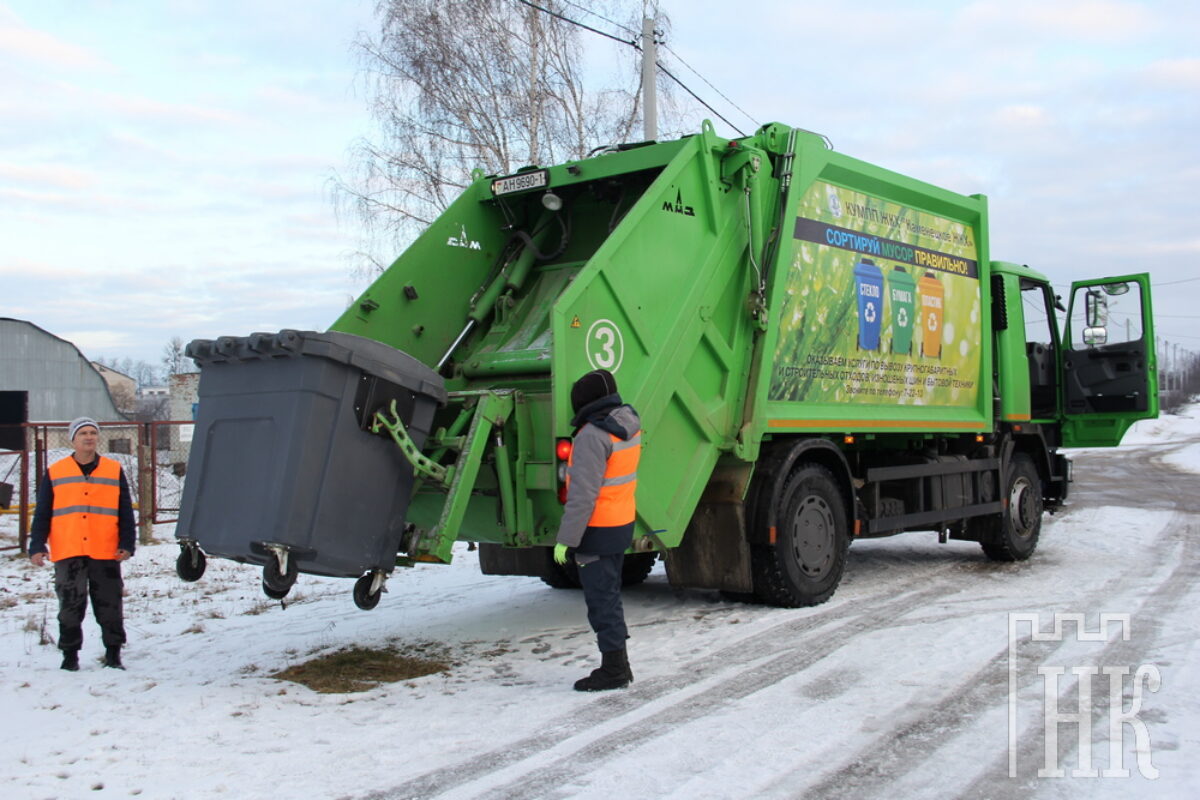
[174,121,1158,609]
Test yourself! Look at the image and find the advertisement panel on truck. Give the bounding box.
[770,181,982,409]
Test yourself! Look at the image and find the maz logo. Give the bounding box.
[662,190,695,217]
[447,225,482,250]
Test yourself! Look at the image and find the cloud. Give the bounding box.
[1141,57,1200,88]
[0,162,96,189]
[103,92,250,127]
[992,104,1051,128]
[255,85,344,115]
[957,0,1157,43]
[58,329,137,351]
[0,9,113,71]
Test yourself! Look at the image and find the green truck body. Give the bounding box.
[179,121,1158,608]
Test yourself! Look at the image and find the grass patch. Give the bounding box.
[272,645,450,693]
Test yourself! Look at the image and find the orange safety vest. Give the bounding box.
[47,455,123,561]
[568,429,641,527]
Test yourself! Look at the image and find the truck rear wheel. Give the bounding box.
[540,552,656,589]
[753,463,849,607]
[621,552,657,586]
[980,453,1042,561]
[540,556,581,589]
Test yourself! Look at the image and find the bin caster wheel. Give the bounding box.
[263,552,298,594]
[262,580,289,600]
[176,547,207,582]
[353,572,384,611]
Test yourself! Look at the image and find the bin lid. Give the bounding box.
[187,330,447,404]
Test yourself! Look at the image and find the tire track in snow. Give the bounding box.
[479,582,964,800]
[365,571,967,800]
[368,436,1200,800]
[772,515,1191,799]
[957,516,1200,800]
[757,445,1199,800]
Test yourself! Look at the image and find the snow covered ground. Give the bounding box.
[2,406,1198,799]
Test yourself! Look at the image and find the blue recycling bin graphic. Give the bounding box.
[854,258,885,351]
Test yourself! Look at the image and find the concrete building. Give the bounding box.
[92,362,137,415]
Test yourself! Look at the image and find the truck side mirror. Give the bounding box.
[1083,289,1108,347]
[1085,289,1108,328]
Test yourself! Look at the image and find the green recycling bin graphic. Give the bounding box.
[887,266,916,355]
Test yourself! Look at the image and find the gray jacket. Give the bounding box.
[556,404,641,549]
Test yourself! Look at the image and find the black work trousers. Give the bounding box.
[576,552,627,653]
[54,556,125,652]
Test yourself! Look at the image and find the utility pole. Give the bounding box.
[641,16,657,141]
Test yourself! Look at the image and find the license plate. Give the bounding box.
[491,169,549,196]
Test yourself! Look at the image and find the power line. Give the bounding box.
[1155,276,1200,287]
[512,0,751,138]
[655,61,747,136]
[559,0,639,37]
[512,0,634,46]
[660,42,760,130]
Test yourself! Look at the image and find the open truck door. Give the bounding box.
[1060,273,1158,447]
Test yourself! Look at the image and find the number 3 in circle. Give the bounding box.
[586,319,624,372]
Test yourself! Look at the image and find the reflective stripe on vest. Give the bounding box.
[569,430,641,528]
[47,455,122,561]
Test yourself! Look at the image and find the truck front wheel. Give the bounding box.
[980,453,1043,561]
[753,463,850,607]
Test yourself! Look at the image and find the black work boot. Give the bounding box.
[60,650,80,671]
[103,646,124,670]
[573,648,633,692]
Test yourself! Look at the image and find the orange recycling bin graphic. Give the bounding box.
[918,271,944,359]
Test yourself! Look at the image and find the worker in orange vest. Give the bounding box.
[554,369,642,691]
[29,417,135,671]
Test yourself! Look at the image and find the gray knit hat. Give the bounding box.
[68,417,99,441]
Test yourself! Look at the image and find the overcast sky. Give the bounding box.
[2,0,1198,372]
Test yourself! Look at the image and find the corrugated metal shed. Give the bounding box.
[0,318,125,422]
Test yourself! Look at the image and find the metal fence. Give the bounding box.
[0,420,195,553]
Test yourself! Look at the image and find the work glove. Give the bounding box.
[553,543,568,565]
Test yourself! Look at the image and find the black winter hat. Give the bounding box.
[570,369,618,413]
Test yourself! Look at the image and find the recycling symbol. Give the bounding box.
[927,312,939,332]
[864,302,877,324]
[897,307,909,328]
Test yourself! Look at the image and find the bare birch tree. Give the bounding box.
[335,0,670,275]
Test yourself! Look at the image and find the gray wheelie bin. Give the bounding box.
[175,330,445,596]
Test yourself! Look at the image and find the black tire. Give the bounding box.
[980,453,1043,561]
[263,553,298,593]
[621,552,657,587]
[540,554,581,589]
[262,580,289,600]
[752,463,850,608]
[175,547,206,582]
[353,573,382,610]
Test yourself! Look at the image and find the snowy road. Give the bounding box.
[366,440,1199,800]
[2,413,1198,799]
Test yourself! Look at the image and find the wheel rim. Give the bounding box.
[791,495,835,577]
[1010,476,1037,538]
